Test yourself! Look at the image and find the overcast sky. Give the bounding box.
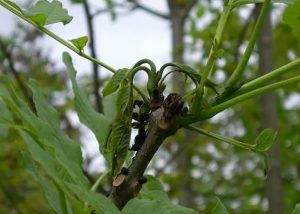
[0,0,171,76]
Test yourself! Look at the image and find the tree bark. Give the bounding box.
[109,93,184,210]
[167,0,196,208]
[256,5,283,214]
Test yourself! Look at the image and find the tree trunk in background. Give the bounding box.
[167,0,196,207]
[256,5,283,214]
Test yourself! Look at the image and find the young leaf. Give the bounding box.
[211,198,229,214]
[254,128,277,152]
[106,79,133,175]
[102,69,129,96]
[283,0,300,38]
[292,203,300,214]
[69,36,88,52]
[23,0,73,26]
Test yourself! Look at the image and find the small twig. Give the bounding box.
[131,1,170,20]
[83,1,103,113]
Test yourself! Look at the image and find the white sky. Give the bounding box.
[0,0,171,76]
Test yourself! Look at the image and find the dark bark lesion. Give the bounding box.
[109,93,185,210]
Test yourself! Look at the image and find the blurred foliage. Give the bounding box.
[0,24,79,213]
[0,0,300,213]
[153,1,300,213]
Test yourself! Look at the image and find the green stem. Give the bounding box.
[198,0,234,95]
[232,0,264,8]
[236,58,300,95]
[133,85,149,104]
[132,59,156,73]
[225,0,270,89]
[91,171,109,192]
[0,0,116,73]
[198,75,300,120]
[186,125,254,150]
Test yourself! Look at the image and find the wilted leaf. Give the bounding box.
[283,0,300,38]
[23,0,73,26]
[69,36,88,52]
[254,128,277,152]
[212,198,229,214]
[102,69,129,96]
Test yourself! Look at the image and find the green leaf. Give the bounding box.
[102,69,129,96]
[1,83,119,213]
[211,198,229,214]
[66,183,121,214]
[123,176,198,214]
[254,128,277,152]
[23,151,68,214]
[63,52,114,164]
[283,0,300,38]
[0,90,13,142]
[292,203,300,214]
[106,79,133,175]
[69,36,88,52]
[19,130,118,213]
[23,0,73,26]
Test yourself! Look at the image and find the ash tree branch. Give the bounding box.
[0,38,36,113]
[109,94,184,210]
[83,0,103,113]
